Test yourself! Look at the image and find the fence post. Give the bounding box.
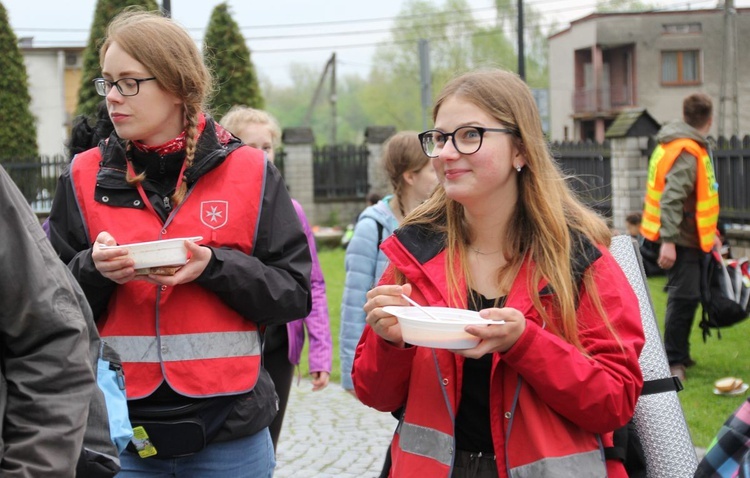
[610,136,650,232]
[365,126,397,197]
[281,127,316,224]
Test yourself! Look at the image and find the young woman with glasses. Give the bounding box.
[351,69,645,478]
[47,9,312,477]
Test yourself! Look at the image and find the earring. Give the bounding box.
[515,164,523,172]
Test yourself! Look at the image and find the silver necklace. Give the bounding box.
[471,246,501,255]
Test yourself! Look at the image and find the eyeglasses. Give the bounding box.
[93,77,157,97]
[418,126,516,158]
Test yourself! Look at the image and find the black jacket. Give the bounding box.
[47,118,312,444]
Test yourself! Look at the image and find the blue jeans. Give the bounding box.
[117,427,275,478]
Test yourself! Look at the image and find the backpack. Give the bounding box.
[699,250,749,341]
[69,274,133,478]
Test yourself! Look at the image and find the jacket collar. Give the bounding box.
[386,223,602,302]
[95,116,243,190]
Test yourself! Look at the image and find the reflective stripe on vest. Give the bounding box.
[397,421,453,466]
[510,450,605,478]
[641,138,719,252]
[105,331,260,363]
[397,421,605,476]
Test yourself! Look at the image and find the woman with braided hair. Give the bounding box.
[47,8,312,477]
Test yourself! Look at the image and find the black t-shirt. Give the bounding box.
[454,290,505,454]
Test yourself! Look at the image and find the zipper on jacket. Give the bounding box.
[109,360,126,391]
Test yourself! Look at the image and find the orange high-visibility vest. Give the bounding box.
[641,138,719,252]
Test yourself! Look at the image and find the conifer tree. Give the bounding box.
[0,1,38,162]
[204,2,264,120]
[76,0,158,117]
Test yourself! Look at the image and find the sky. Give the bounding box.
[4,0,746,86]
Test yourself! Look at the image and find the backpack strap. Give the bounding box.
[376,221,384,250]
[641,376,684,395]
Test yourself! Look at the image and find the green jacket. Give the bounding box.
[654,121,711,249]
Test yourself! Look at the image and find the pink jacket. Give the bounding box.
[288,199,332,373]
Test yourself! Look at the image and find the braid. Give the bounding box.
[171,107,199,206]
[124,142,146,185]
[394,183,406,218]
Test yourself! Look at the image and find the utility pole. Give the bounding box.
[330,53,337,145]
[418,39,432,130]
[161,0,171,17]
[719,0,739,137]
[304,53,337,143]
[517,0,525,81]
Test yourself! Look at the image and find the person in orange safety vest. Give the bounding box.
[640,92,719,383]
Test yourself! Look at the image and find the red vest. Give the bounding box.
[71,146,265,399]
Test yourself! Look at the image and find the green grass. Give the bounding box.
[647,275,750,447]
[299,248,750,448]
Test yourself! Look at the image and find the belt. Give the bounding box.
[455,450,496,461]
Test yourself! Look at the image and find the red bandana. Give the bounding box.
[130,114,231,155]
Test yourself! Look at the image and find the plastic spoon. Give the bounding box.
[401,294,504,324]
[400,294,441,321]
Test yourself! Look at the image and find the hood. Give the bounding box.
[656,121,708,147]
[357,196,399,233]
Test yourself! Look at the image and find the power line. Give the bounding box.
[16,0,729,52]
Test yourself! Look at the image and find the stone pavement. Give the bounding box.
[274,378,395,477]
[273,379,708,477]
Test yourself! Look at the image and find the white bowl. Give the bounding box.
[383,305,494,349]
[100,236,203,269]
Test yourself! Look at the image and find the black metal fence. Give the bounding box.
[1,156,69,213]
[5,135,750,224]
[551,140,614,218]
[711,135,750,225]
[312,144,369,201]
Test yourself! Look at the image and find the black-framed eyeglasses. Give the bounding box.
[93,77,157,97]
[418,126,516,158]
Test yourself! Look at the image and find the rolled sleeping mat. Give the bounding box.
[609,235,699,477]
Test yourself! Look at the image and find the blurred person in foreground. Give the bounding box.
[220,105,332,451]
[47,9,311,477]
[352,68,645,478]
[0,165,95,477]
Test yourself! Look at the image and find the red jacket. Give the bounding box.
[352,227,644,477]
[71,145,266,399]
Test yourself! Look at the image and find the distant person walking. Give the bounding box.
[339,131,438,395]
[220,105,332,451]
[640,92,720,382]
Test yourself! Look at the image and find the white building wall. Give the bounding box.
[23,50,67,159]
[548,21,597,141]
[549,10,750,141]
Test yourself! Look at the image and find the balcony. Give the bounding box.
[573,85,634,114]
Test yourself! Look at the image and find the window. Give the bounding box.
[661,50,701,85]
[65,52,81,68]
[662,23,702,34]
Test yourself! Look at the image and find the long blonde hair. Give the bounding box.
[403,69,612,350]
[100,9,213,206]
